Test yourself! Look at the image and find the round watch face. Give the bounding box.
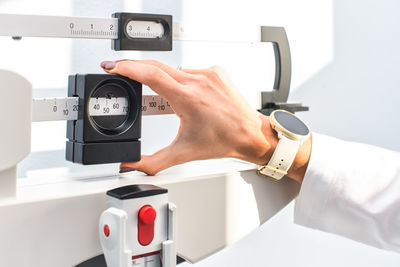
[273,110,309,136]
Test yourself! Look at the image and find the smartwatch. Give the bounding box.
[257,110,310,180]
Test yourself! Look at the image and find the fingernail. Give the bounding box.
[119,167,135,173]
[100,61,116,70]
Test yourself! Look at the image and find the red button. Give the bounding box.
[138,205,156,245]
[104,224,110,237]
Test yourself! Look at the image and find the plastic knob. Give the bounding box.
[138,205,157,245]
[139,205,157,224]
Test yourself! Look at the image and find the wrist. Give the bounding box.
[234,113,276,166]
[257,114,312,183]
[259,114,279,164]
[287,133,312,183]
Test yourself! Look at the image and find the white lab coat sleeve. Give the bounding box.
[294,133,400,252]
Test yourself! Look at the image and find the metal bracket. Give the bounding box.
[258,102,309,116]
[259,26,308,114]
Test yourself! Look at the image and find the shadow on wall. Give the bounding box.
[291,0,400,151]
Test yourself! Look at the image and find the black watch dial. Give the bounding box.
[274,110,309,136]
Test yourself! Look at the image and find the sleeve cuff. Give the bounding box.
[294,133,342,228]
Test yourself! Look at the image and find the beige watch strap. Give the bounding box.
[257,135,300,180]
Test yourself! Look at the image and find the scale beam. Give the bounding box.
[0,13,173,51]
[32,95,174,122]
[0,13,263,44]
[0,14,118,39]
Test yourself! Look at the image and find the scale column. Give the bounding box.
[0,70,32,199]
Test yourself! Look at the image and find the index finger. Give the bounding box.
[102,60,183,100]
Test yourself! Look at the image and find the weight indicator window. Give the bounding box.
[125,20,165,39]
[88,97,129,117]
[87,79,138,136]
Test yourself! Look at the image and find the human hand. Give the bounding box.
[100,60,311,182]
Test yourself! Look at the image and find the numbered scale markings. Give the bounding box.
[125,20,164,39]
[32,95,174,122]
[141,95,172,115]
[32,97,79,121]
[88,97,129,116]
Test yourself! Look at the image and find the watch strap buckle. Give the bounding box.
[257,165,287,181]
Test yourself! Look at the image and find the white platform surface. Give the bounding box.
[14,157,254,203]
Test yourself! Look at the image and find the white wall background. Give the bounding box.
[1,0,400,266]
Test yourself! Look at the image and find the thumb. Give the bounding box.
[119,144,190,176]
